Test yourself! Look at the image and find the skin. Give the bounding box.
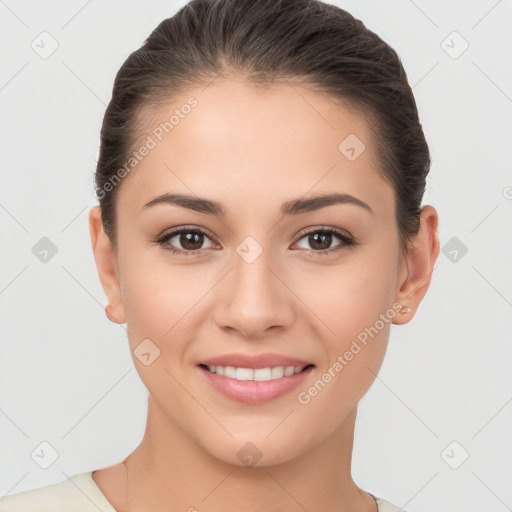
[88,76,439,512]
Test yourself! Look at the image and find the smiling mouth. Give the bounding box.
[198,363,315,382]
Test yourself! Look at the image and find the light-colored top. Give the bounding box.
[0,471,408,511]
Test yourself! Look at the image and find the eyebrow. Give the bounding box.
[141,192,374,217]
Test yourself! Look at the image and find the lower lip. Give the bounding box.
[197,365,315,404]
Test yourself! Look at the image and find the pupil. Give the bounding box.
[181,232,203,250]
[310,232,331,250]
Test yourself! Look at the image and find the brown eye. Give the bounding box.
[177,231,205,251]
[294,227,355,256]
[155,227,216,256]
[307,232,334,251]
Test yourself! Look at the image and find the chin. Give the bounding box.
[197,430,313,469]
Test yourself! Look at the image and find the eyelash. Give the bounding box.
[152,225,356,257]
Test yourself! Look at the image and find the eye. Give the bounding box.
[153,226,217,256]
[293,227,356,256]
[152,225,356,257]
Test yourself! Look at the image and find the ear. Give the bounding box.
[88,206,126,324]
[393,205,440,325]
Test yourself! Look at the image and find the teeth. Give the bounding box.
[254,368,271,381]
[236,367,253,381]
[224,366,236,379]
[205,365,306,381]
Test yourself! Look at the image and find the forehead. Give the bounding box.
[118,77,394,219]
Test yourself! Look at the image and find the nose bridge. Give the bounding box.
[215,233,294,337]
[235,239,275,298]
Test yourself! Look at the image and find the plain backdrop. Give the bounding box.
[1,1,511,511]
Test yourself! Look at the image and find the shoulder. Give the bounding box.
[373,494,409,512]
[0,471,116,512]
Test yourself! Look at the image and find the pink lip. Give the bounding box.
[199,352,313,369]
[197,364,315,404]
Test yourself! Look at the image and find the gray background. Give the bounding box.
[1,1,511,511]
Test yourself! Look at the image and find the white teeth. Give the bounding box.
[271,367,283,379]
[224,366,236,379]
[284,366,295,377]
[205,364,306,382]
[235,367,254,381]
[254,368,272,381]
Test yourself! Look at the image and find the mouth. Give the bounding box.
[198,363,315,382]
[196,363,316,404]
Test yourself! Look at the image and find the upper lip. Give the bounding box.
[199,352,314,369]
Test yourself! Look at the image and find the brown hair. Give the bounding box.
[94,0,431,254]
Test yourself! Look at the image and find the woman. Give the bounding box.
[0,0,439,510]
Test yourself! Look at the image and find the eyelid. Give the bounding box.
[159,225,214,240]
[294,224,353,240]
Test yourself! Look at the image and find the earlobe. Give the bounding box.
[393,205,440,325]
[88,206,126,324]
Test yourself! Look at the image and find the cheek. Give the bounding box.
[119,251,215,356]
[299,248,398,334]
[296,264,395,423]
[300,247,398,385]
[118,260,198,397]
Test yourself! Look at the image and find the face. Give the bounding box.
[92,77,417,467]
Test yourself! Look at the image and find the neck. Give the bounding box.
[117,396,377,512]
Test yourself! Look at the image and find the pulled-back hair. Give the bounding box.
[95,0,430,254]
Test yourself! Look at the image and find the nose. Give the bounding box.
[214,243,295,340]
